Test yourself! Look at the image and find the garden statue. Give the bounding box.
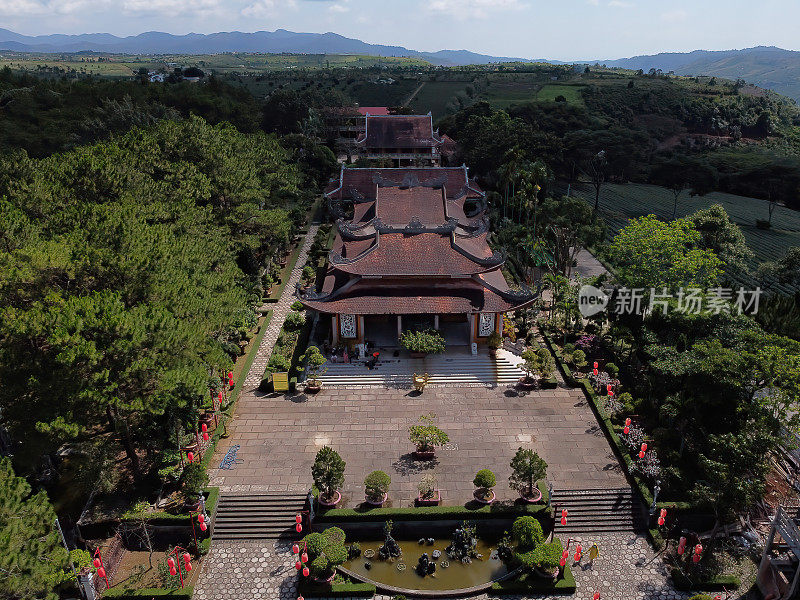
[378,520,402,560]
[446,522,478,563]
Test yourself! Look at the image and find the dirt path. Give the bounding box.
[403,81,426,107]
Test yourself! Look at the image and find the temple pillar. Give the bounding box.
[359,316,365,342]
[496,313,503,335]
[434,315,439,330]
[397,315,403,340]
[468,314,476,343]
[332,315,340,345]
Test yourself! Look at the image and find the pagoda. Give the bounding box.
[298,166,537,347]
[353,113,444,166]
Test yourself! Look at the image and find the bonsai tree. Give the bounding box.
[473,469,497,501]
[301,527,348,580]
[533,538,564,574]
[364,470,391,502]
[572,348,587,368]
[418,474,437,500]
[302,265,316,285]
[312,446,345,504]
[487,331,502,352]
[302,345,328,387]
[409,414,449,453]
[180,463,209,506]
[605,362,619,378]
[399,329,446,354]
[512,516,543,549]
[509,447,548,499]
[518,347,555,383]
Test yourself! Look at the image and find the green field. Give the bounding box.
[408,80,476,117]
[535,83,586,106]
[563,182,800,293]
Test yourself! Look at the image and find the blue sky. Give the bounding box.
[1,0,796,60]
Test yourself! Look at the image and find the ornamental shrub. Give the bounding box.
[291,301,305,311]
[179,463,208,505]
[605,362,619,378]
[312,447,345,503]
[572,349,587,368]
[364,470,391,501]
[563,343,576,355]
[284,311,305,330]
[323,526,346,546]
[304,532,326,555]
[512,516,543,549]
[509,448,548,497]
[399,329,446,354]
[473,469,497,489]
[408,414,449,451]
[303,527,348,579]
[267,353,291,373]
[533,538,564,571]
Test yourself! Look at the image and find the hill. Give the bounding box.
[0,28,532,66]
[601,46,800,102]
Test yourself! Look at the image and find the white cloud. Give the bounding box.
[241,0,277,18]
[122,0,221,15]
[427,0,525,19]
[586,0,600,5]
[2,0,109,16]
[660,9,687,23]
[327,0,349,13]
[607,0,633,7]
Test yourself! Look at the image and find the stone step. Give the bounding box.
[213,493,307,541]
[550,488,647,534]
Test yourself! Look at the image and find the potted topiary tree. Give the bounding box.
[180,463,209,511]
[302,345,327,393]
[517,347,555,390]
[364,470,391,506]
[473,469,497,504]
[409,414,449,460]
[300,527,348,583]
[416,474,440,506]
[312,446,345,507]
[509,447,547,503]
[400,329,446,358]
[487,331,502,357]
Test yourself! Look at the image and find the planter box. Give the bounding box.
[318,491,342,508]
[473,489,496,504]
[365,493,388,506]
[519,488,543,503]
[416,490,441,506]
[413,449,436,460]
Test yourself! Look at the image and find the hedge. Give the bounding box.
[670,569,740,591]
[317,483,550,523]
[119,487,220,526]
[104,587,193,599]
[298,581,376,597]
[490,566,576,595]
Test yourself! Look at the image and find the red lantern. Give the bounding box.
[694,544,703,555]
[593,361,598,369]
[199,522,207,531]
[301,552,308,563]
[576,544,582,554]
[593,594,601,600]
[608,390,614,398]
[296,523,302,533]
[228,371,234,387]
[593,368,598,376]
[169,566,177,576]
[167,557,175,569]
[660,508,667,518]
[93,558,102,569]
[692,554,701,563]
[201,423,208,433]
[295,514,302,524]
[298,596,305,600]
[679,536,686,547]
[561,509,568,517]
[640,443,647,452]
[606,384,612,393]
[638,451,645,459]
[198,513,205,523]
[218,391,223,402]
[183,552,190,565]
[623,426,630,435]
[559,556,566,567]
[292,544,300,554]
[185,562,193,572]
[677,545,684,555]
[295,561,302,571]
[574,551,582,562]
[97,567,106,579]
[187,451,194,463]
[657,517,665,526]
[625,418,631,427]
[562,550,568,560]
[560,516,567,526]
[203,432,209,441]
[302,567,310,577]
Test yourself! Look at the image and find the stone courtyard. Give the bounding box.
[208,384,627,504]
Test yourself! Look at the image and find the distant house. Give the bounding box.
[149,73,165,83]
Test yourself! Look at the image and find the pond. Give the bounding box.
[341,538,510,592]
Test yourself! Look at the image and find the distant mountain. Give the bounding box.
[599,46,800,102]
[0,28,533,66]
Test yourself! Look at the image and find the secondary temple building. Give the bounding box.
[298,165,537,348]
[353,113,445,166]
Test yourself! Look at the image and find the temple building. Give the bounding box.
[353,113,444,166]
[298,166,537,348]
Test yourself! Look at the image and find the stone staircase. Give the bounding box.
[551,488,648,534]
[320,352,527,388]
[212,493,307,540]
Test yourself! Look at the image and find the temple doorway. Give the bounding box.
[439,314,471,346]
[363,315,398,348]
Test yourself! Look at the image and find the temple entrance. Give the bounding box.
[363,315,399,348]
[439,314,471,346]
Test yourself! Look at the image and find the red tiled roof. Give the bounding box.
[357,115,441,149]
[337,232,491,276]
[377,186,445,225]
[327,167,483,201]
[301,277,526,315]
[358,106,390,116]
[454,233,493,260]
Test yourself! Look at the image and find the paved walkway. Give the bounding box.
[245,226,319,388]
[195,534,696,600]
[573,249,608,280]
